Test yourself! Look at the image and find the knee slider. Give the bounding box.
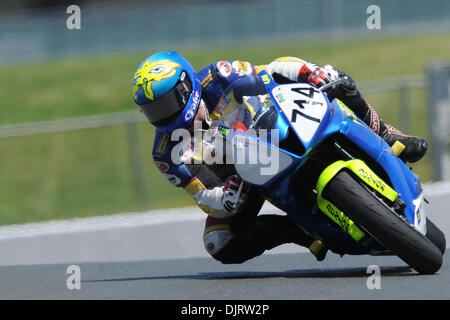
[203,229,233,256]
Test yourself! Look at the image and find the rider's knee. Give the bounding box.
[204,231,252,264]
[203,215,256,264]
[203,228,234,258]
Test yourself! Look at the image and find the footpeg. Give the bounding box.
[391,141,405,157]
[309,238,327,261]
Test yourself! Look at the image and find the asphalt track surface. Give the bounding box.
[1,182,449,300]
[1,249,449,300]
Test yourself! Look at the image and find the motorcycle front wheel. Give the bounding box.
[426,218,446,255]
[323,170,443,275]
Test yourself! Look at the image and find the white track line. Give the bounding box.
[424,181,450,197]
[0,181,447,243]
[0,206,204,241]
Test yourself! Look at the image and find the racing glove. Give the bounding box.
[298,63,342,88]
[298,63,330,87]
[325,70,361,105]
[334,71,358,96]
[222,174,246,215]
[322,64,340,83]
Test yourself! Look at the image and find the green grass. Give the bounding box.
[2,31,450,125]
[1,31,449,225]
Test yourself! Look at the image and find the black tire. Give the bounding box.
[426,218,446,255]
[323,170,443,274]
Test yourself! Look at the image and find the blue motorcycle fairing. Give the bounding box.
[223,70,424,254]
[258,70,422,226]
[224,104,373,252]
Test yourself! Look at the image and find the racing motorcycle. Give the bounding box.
[216,70,445,274]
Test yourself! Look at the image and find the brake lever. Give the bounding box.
[233,180,245,208]
[318,76,350,92]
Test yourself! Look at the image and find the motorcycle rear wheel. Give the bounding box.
[323,170,443,274]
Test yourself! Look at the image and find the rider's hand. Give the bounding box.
[222,174,246,215]
[325,70,358,99]
[336,71,357,95]
[298,62,331,87]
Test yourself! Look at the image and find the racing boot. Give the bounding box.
[326,71,427,163]
[363,105,428,163]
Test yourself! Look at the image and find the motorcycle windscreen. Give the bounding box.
[232,131,294,185]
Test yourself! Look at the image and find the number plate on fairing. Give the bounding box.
[272,84,328,143]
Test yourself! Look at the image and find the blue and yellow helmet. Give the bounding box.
[132,51,201,133]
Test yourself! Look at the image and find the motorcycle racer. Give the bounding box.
[132,51,427,264]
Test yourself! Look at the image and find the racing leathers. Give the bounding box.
[151,57,426,263]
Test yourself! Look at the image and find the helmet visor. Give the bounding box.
[139,71,193,126]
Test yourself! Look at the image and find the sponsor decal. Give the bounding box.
[232,60,252,76]
[200,72,213,88]
[185,90,200,121]
[219,126,230,136]
[154,161,169,173]
[367,104,380,134]
[261,74,271,84]
[357,168,386,192]
[162,173,182,186]
[337,100,361,125]
[217,61,232,77]
[275,93,285,103]
[413,196,423,224]
[326,203,351,231]
[192,90,200,106]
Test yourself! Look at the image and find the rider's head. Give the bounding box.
[132,51,202,133]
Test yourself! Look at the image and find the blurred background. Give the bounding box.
[1,0,449,226]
